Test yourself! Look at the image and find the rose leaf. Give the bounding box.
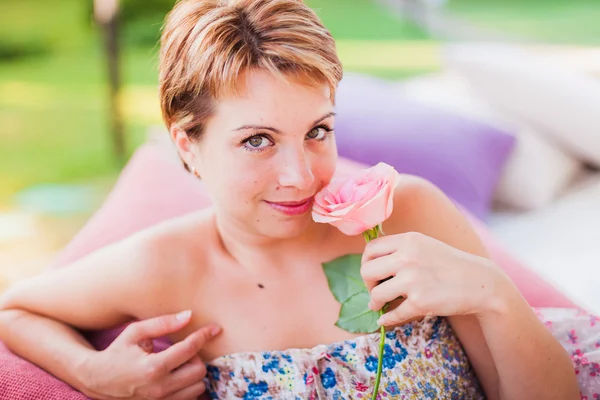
[336,291,380,334]
[323,255,380,333]
[323,254,365,303]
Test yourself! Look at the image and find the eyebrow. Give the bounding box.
[233,111,336,134]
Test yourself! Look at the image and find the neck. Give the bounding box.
[212,210,332,274]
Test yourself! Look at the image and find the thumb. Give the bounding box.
[121,310,193,345]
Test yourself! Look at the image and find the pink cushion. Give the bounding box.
[0,342,87,400]
[461,207,576,309]
[0,141,577,399]
[51,144,212,267]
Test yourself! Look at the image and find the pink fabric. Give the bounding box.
[464,208,577,309]
[50,144,212,268]
[0,142,578,399]
[0,342,87,400]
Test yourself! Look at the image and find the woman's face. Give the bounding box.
[184,70,338,238]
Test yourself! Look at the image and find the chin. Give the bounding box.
[262,215,313,239]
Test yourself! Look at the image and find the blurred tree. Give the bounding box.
[116,0,176,47]
[95,0,125,164]
[85,0,174,164]
[88,0,175,46]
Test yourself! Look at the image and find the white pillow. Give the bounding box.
[444,43,600,166]
[526,45,600,78]
[488,173,600,314]
[396,72,583,211]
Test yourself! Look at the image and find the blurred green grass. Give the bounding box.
[0,0,436,205]
[2,0,598,206]
[449,0,600,45]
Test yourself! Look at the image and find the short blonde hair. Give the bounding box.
[159,0,342,145]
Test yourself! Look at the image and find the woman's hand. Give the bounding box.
[361,232,516,326]
[79,311,220,400]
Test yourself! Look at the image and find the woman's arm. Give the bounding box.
[0,228,167,330]
[0,224,216,399]
[0,309,96,395]
[381,176,579,400]
[0,307,216,400]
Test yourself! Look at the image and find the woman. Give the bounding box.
[0,0,579,399]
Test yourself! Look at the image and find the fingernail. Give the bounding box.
[377,315,387,326]
[176,310,192,321]
[210,326,222,337]
[368,301,375,310]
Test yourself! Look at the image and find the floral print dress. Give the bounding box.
[204,308,600,399]
[204,316,484,399]
[534,308,600,399]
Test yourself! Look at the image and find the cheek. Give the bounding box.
[220,159,272,205]
[312,146,338,186]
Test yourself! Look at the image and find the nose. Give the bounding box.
[277,147,315,191]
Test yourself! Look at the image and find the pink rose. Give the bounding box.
[312,162,398,235]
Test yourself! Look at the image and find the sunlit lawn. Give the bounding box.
[2,0,599,205]
[449,0,600,45]
[4,0,597,206]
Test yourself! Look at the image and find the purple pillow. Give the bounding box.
[334,74,515,220]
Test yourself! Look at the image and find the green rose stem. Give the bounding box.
[362,225,385,400]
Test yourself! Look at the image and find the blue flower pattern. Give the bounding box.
[320,367,337,389]
[261,356,282,373]
[204,317,484,399]
[417,382,438,398]
[243,381,269,399]
[206,364,220,381]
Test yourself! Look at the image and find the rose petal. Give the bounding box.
[348,185,394,229]
[338,179,358,203]
[311,162,399,234]
[324,204,356,217]
[312,211,342,223]
[350,180,380,203]
[330,217,371,236]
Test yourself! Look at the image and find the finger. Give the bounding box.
[138,338,155,353]
[187,355,202,365]
[155,360,207,397]
[361,255,398,292]
[361,235,399,264]
[164,381,207,400]
[148,325,221,372]
[122,310,193,344]
[378,300,422,327]
[368,276,408,312]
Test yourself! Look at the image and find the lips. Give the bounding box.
[264,196,314,216]
[268,197,313,206]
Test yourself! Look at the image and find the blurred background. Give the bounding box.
[1,0,600,310]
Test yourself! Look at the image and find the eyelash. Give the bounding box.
[241,124,334,153]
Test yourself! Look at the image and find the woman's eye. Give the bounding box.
[306,126,328,140]
[246,135,271,149]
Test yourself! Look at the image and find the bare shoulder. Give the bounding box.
[128,209,215,286]
[383,174,488,257]
[384,173,452,230]
[116,208,216,315]
[0,208,216,330]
